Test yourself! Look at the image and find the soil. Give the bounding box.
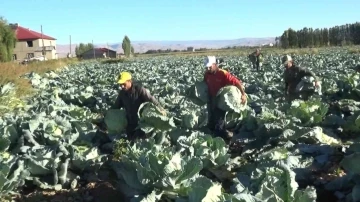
[14,181,126,202]
[11,167,126,202]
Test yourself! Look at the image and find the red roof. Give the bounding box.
[13,25,56,41]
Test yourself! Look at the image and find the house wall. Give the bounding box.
[106,50,117,58]
[39,39,56,47]
[187,47,195,52]
[39,39,57,59]
[13,39,57,61]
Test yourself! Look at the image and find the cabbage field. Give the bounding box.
[1,48,360,202]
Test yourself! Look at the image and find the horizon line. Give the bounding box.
[56,36,276,45]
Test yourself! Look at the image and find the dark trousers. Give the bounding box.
[252,60,260,71]
[207,103,228,139]
[287,90,313,103]
[126,123,146,141]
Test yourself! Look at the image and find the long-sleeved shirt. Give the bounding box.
[203,69,242,98]
[248,51,263,63]
[284,65,317,93]
[111,83,159,125]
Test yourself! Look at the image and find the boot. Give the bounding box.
[229,140,244,155]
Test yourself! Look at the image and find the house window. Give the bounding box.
[27,53,34,58]
[26,41,33,47]
[13,54,17,60]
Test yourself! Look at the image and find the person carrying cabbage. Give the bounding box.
[203,56,247,141]
[248,48,263,71]
[111,71,162,140]
[282,55,320,102]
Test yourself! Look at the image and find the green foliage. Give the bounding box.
[100,58,127,64]
[74,43,94,57]
[0,17,17,62]
[3,48,360,201]
[278,22,360,48]
[122,35,131,57]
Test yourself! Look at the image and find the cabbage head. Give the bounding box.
[296,76,322,95]
[104,109,127,134]
[186,81,208,106]
[138,102,175,132]
[216,86,247,113]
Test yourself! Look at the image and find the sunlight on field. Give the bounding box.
[137,46,360,58]
[0,58,79,97]
[1,45,360,202]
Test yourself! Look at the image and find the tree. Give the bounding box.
[122,35,131,57]
[287,28,298,48]
[322,28,329,46]
[280,31,289,48]
[75,42,94,57]
[278,21,360,49]
[0,17,17,62]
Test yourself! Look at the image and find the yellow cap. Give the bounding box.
[117,72,132,84]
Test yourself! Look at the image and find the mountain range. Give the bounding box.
[56,37,275,58]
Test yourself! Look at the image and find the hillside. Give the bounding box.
[56,37,275,57]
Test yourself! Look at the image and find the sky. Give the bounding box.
[0,0,359,45]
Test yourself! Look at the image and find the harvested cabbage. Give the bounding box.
[138,102,175,132]
[216,86,247,113]
[296,76,322,95]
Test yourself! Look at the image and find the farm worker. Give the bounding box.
[203,56,247,141]
[282,55,320,102]
[248,49,263,71]
[111,71,162,141]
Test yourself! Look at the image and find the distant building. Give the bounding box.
[187,47,195,52]
[10,23,57,61]
[81,48,117,59]
[261,43,274,47]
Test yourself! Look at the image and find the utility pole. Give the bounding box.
[69,35,72,57]
[107,42,109,58]
[41,25,45,57]
[92,40,95,59]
